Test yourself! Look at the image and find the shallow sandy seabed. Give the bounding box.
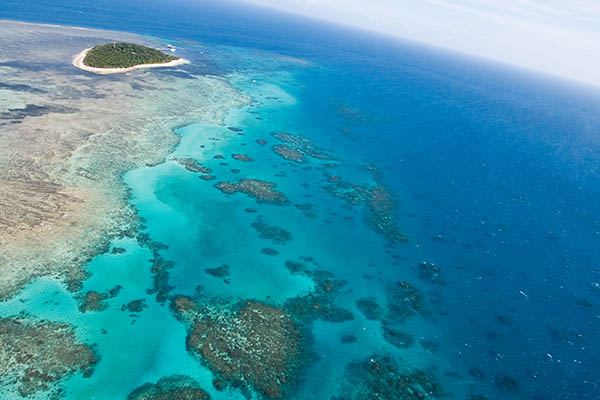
[0,20,250,300]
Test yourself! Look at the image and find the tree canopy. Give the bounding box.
[83,42,178,68]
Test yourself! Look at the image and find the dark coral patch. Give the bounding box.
[324,177,406,243]
[215,179,289,205]
[385,281,428,321]
[111,247,127,254]
[494,374,518,393]
[199,175,216,181]
[174,158,212,174]
[172,297,302,399]
[272,144,306,163]
[294,203,316,218]
[127,375,210,400]
[232,154,254,162]
[356,297,383,320]
[204,265,231,278]
[78,290,109,313]
[261,248,279,256]
[418,262,444,285]
[271,131,332,160]
[122,299,148,313]
[382,324,414,349]
[336,354,441,400]
[252,217,292,244]
[0,317,97,397]
[108,285,122,298]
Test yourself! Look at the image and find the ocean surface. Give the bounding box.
[2,0,600,399]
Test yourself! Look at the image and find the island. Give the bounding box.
[73,42,189,74]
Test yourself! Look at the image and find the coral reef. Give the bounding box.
[356,297,383,320]
[284,260,351,324]
[494,375,518,393]
[418,262,444,285]
[78,290,109,313]
[382,325,414,348]
[127,375,210,400]
[111,247,127,254]
[232,154,254,162]
[294,203,316,218]
[385,281,428,321]
[271,132,332,160]
[122,299,147,313]
[204,265,231,278]
[215,179,289,205]
[261,248,279,256]
[324,178,406,243]
[173,158,211,174]
[272,144,306,163]
[172,297,302,399]
[335,354,440,400]
[0,317,97,397]
[252,217,292,244]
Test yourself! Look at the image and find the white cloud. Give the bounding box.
[243,0,600,87]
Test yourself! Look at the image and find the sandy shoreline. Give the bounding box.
[72,47,190,75]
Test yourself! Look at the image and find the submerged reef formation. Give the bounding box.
[356,297,383,320]
[172,297,303,399]
[0,21,250,301]
[324,167,406,243]
[385,281,429,321]
[0,317,97,397]
[232,153,254,162]
[214,179,289,205]
[272,144,306,163]
[418,262,444,285]
[78,290,109,313]
[271,131,332,161]
[335,354,441,400]
[204,264,231,278]
[127,375,210,400]
[251,217,293,244]
[174,158,212,174]
[283,260,352,324]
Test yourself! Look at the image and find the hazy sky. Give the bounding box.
[243,0,600,87]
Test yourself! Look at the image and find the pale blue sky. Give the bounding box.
[243,0,600,86]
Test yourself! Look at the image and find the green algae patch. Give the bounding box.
[0,317,97,397]
[172,297,302,399]
[83,43,178,68]
[127,375,210,400]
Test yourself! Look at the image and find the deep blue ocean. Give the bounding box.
[2,1,600,399]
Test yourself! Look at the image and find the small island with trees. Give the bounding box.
[73,42,189,74]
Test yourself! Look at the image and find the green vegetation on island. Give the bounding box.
[83,42,178,68]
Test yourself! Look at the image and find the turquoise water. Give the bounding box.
[2,1,600,399]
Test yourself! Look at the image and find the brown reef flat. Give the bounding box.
[0,21,249,300]
[0,317,97,397]
[173,297,302,399]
